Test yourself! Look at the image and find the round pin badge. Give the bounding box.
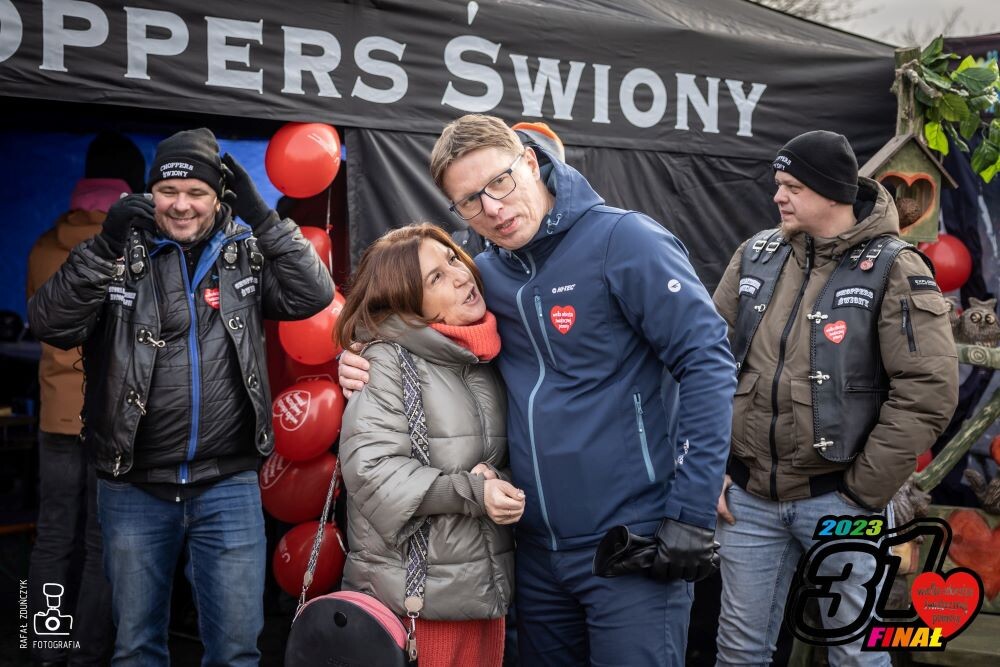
[860,259,874,271]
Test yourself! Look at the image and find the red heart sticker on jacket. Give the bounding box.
[823,320,846,344]
[910,571,982,638]
[550,305,576,334]
[203,287,220,309]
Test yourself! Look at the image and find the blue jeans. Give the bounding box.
[516,541,694,666]
[715,486,892,667]
[97,471,265,667]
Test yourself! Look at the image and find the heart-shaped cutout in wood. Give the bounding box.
[879,171,937,232]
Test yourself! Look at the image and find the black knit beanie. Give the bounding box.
[147,128,224,195]
[772,130,858,204]
[85,131,146,194]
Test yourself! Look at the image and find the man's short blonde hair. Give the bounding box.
[430,114,522,193]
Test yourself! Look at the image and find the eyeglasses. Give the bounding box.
[449,153,524,220]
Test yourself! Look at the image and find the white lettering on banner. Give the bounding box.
[0,0,23,64]
[592,63,611,124]
[124,8,189,80]
[205,17,263,93]
[352,36,408,104]
[510,55,585,120]
[282,26,342,97]
[41,0,109,73]
[442,35,503,112]
[726,80,768,137]
[16,3,768,137]
[620,67,667,128]
[675,74,720,134]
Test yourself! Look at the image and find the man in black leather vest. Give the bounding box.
[28,128,333,666]
[710,131,958,666]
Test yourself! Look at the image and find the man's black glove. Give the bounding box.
[649,518,720,582]
[221,153,275,231]
[99,193,154,257]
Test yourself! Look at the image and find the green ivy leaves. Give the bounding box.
[916,36,1000,183]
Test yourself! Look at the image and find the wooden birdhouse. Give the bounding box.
[858,47,957,243]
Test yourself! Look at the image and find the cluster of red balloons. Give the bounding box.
[918,233,973,293]
[266,122,342,198]
[263,211,350,600]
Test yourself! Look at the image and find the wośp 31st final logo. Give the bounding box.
[787,515,984,651]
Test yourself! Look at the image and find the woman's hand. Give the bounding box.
[471,463,498,480]
[484,479,525,525]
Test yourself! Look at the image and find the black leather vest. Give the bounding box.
[734,228,914,463]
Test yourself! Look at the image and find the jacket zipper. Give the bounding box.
[769,236,813,500]
[900,298,916,353]
[632,393,655,482]
[168,232,232,484]
[515,251,558,550]
[533,290,558,368]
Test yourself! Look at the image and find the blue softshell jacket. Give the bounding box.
[476,151,737,551]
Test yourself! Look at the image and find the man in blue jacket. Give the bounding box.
[341,114,736,665]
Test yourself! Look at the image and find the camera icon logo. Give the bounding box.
[33,583,73,636]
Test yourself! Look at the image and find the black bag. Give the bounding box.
[285,590,408,667]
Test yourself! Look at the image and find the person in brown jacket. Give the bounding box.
[711,131,958,666]
[26,131,144,666]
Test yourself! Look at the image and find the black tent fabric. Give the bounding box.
[0,0,898,287]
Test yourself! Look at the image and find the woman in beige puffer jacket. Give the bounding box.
[335,224,522,666]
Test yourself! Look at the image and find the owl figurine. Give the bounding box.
[949,297,1000,347]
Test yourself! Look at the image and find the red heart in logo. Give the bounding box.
[823,320,847,344]
[259,453,291,490]
[910,571,982,638]
[550,305,576,334]
[946,509,1000,600]
[272,390,311,432]
[203,287,220,309]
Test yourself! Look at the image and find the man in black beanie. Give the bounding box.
[28,127,334,666]
[711,130,958,665]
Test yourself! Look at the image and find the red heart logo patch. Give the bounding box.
[203,287,220,309]
[946,509,1000,600]
[272,390,311,432]
[823,320,847,344]
[911,571,982,638]
[550,305,576,334]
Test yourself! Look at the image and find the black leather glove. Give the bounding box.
[649,518,720,582]
[100,193,154,256]
[593,525,657,577]
[221,153,274,230]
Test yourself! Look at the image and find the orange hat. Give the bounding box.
[512,121,566,162]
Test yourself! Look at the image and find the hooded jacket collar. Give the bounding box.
[787,177,900,269]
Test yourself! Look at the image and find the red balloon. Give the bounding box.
[278,295,343,365]
[334,289,345,307]
[273,521,346,599]
[285,355,339,385]
[300,226,332,273]
[915,450,933,472]
[266,123,342,198]
[272,379,345,461]
[260,451,338,523]
[918,234,972,293]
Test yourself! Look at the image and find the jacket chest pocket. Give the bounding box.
[531,285,609,372]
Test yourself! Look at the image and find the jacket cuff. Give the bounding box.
[414,474,484,517]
